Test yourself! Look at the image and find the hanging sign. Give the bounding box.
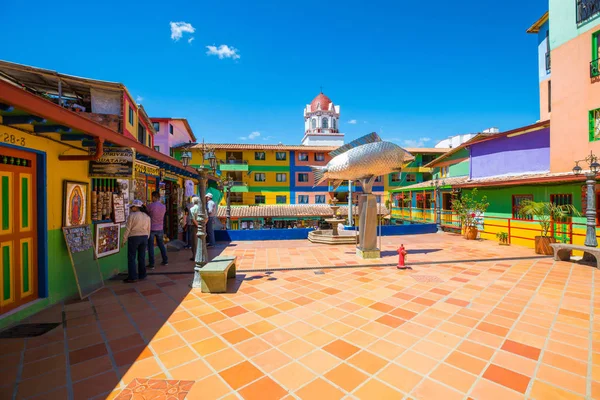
[134,161,161,177]
[89,148,134,177]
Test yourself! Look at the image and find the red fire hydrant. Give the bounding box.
[397,244,408,270]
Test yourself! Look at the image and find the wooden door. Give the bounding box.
[0,146,37,315]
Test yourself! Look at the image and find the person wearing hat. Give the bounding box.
[121,199,151,283]
[205,192,216,247]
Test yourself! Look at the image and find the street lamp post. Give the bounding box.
[180,141,218,288]
[224,178,234,230]
[573,151,600,248]
[430,178,445,233]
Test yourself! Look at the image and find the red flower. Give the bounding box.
[471,213,476,218]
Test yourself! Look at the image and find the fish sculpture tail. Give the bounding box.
[310,166,327,186]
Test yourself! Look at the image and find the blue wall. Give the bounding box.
[215,223,437,241]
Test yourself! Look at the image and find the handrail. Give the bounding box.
[391,206,600,243]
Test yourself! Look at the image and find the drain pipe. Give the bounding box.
[58,138,104,161]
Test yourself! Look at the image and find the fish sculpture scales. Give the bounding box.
[310,132,410,191]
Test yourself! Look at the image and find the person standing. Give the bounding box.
[205,193,216,247]
[146,191,168,268]
[189,196,200,261]
[122,200,151,283]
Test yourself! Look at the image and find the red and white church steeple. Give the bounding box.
[301,92,345,146]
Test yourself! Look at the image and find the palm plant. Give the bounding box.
[518,200,580,237]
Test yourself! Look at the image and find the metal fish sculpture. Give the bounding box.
[310,132,411,190]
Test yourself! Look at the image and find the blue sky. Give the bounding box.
[2,0,547,147]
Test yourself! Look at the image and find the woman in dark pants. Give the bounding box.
[121,200,151,283]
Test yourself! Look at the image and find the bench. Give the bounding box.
[199,255,237,293]
[550,243,600,268]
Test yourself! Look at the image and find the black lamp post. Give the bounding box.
[573,151,600,247]
[180,141,217,288]
[430,177,445,233]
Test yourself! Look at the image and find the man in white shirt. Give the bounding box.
[206,193,216,247]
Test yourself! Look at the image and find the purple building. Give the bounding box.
[469,126,550,179]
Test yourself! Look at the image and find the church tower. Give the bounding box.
[301,92,345,146]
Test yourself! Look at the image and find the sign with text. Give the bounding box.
[134,160,160,177]
[89,148,134,177]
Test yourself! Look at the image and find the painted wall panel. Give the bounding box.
[470,128,550,179]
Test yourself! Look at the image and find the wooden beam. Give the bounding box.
[0,103,14,112]
[34,125,72,133]
[2,115,46,125]
[61,134,92,141]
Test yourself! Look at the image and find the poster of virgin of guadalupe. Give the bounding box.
[64,181,88,227]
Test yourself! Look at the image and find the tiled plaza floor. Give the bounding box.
[1,233,599,399]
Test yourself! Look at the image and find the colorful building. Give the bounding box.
[172,93,446,228]
[531,3,600,172]
[150,117,196,157]
[391,120,595,249]
[0,63,206,327]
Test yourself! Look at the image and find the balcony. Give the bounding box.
[591,59,600,77]
[577,0,600,24]
[545,52,551,74]
[220,159,249,172]
[230,181,248,193]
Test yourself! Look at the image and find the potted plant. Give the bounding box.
[496,231,509,245]
[518,200,580,255]
[451,189,489,240]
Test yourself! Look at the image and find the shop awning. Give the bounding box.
[0,79,213,182]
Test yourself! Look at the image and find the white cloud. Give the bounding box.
[170,21,195,42]
[206,44,240,60]
[188,37,195,44]
[239,131,260,141]
[263,136,275,141]
[363,121,368,124]
[348,119,357,124]
[403,137,432,147]
[136,95,143,103]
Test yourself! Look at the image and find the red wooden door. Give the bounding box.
[0,146,37,315]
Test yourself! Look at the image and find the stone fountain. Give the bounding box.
[308,198,357,244]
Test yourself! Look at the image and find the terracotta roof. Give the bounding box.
[391,176,469,191]
[310,93,333,112]
[456,171,586,188]
[390,171,587,191]
[216,204,389,218]
[176,143,339,151]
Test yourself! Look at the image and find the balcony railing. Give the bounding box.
[577,0,600,24]
[232,181,246,186]
[224,159,248,165]
[545,52,551,74]
[591,58,600,77]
